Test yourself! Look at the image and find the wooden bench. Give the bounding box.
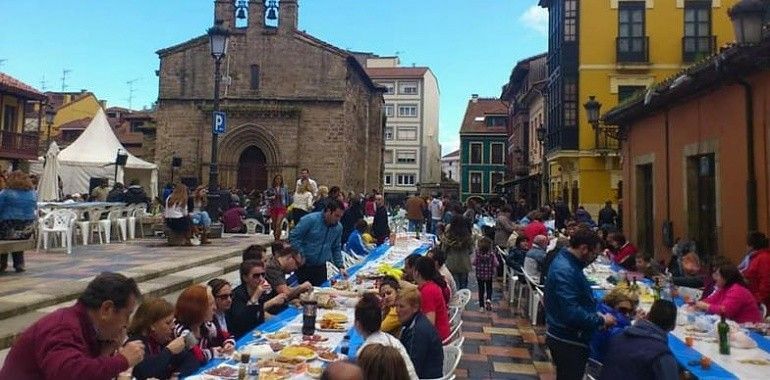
[0,239,35,254]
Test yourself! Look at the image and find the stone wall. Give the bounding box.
[154,1,383,192]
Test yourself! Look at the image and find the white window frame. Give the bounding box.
[384,104,395,118]
[396,173,416,186]
[489,171,505,193]
[469,171,483,194]
[490,142,505,165]
[384,172,393,186]
[383,149,394,164]
[469,142,484,164]
[397,104,419,118]
[379,82,395,95]
[398,81,419,95]
[385,127,394,140]
[396,126,418,141]
[396,150,417,164]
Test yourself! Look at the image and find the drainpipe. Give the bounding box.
[737,78,758,232]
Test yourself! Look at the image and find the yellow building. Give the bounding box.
[46,91,103,140]
[539,0,737,217]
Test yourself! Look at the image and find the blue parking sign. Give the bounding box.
[213,111,226,134]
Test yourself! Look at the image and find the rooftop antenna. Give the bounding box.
[40,75,48,91]
[0,59,6,70]
[61,69,71,92]
[126,78,140,110]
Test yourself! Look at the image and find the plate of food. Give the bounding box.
[279,345,318,361]
[332,280,351,291]
[269,341,287,352]
[317,319,347,332]
[265,331,292,342]
[302,334,330,343]
[317,293,337,309]
[307,365,324,379]
[321,312,348,323]
[259,367,291,380]
[318,350,347,363]
[202,365,239,379]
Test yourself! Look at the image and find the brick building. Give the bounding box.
[154,0,384,193]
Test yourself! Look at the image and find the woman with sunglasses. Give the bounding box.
[589,288,638,362]
[226,260,288,338]
[207,278,233,336]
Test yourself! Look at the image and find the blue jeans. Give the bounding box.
[408,219,423,232]
[191,211,212,228]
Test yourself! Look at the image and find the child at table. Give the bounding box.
[473,237,498,311]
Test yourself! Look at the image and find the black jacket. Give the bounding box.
[372,205,390,241]
[124,185,150,206]
[106,188,126,202]
[399,312,444,379]
[128,334,199,380]
[225,283,268,339]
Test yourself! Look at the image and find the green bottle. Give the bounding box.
[652,278,661,301]
[718,314,730,355]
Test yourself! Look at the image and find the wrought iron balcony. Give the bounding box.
[616,36,649,63]
[682,35,716,62]
[0,131,39,160]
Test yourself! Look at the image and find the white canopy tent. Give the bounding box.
[54,108,158,199]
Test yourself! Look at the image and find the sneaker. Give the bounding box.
[485,299,493,311]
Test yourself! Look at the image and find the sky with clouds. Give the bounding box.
[0,0,548,155]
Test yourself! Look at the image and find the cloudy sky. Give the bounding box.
[0,0,548,155]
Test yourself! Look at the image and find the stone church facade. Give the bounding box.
[154,0,384,193]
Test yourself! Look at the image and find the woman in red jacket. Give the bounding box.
[695,264,762,323]
[740,232,770,309]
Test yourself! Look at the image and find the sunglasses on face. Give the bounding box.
[251,272,265,279]
[216,293,232,300]
[617,307,634,315]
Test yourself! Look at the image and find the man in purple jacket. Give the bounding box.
[0,272,145,380]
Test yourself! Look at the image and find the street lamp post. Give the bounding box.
[583,95,602,149]
[728,0,766,45]
[206,20,230,220]
[44,103,55,146]
[536,124,547,206]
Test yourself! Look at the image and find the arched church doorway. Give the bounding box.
[237,146,267,193]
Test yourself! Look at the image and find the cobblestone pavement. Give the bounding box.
[457,272,554,380]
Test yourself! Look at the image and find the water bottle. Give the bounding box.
[339,334,350,355]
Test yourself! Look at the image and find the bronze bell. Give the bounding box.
[236,7,247,19]
[266,7,278,20]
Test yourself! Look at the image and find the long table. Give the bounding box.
[588,262,770,379]
[189,234,432,379]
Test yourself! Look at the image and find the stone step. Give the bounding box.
[0,246,246,321]
[0,263,243,352]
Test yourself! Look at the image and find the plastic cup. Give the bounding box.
[685,336,694,347]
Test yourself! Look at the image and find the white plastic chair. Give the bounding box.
[326,261,340,278]
[446,336,464,350]
[449,307,461,330]
[127,204,147,239]
[76,206,109,245]
[448,289,471,309]
[522,269,544,324]
[442,320,463,345]
[36,209,77,254]
[421,345,462,380]
[244,218,264,234]
[102,208,126,243]
[584,358,603,380]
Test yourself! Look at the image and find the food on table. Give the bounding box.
[265,331,292,341]
[317,293,337,309]
[273,356,307,365]
[318,319,346,330]
[203,365,239,378]
[302,334,329,342]
[376,262,403,279]
[332,280,351,290]
[270,341,286,352]
[737,358,770,365]
[279,345,317,360]
[321,312,348,323]
[307,366,324,379]
[259,367,291,380]
[318,350,342,362]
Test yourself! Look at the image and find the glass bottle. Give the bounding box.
[718,314,730,355]
[302,299,318,336]
[238,352,250,380]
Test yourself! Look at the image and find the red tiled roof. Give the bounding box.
[58,117,91,131]
[0,72,46,100]
[365,67,429,79]
[459,98,509,135]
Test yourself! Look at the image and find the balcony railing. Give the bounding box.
[616,36,649,63]
[682,35,716,62]
[0,131,39,160]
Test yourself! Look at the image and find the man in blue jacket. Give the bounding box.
[545,227,616,380]
[600,300,679,380]
[289,199,347,286]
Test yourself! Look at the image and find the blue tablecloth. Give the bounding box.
[192,239,432,377]
[592,268,757,379]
